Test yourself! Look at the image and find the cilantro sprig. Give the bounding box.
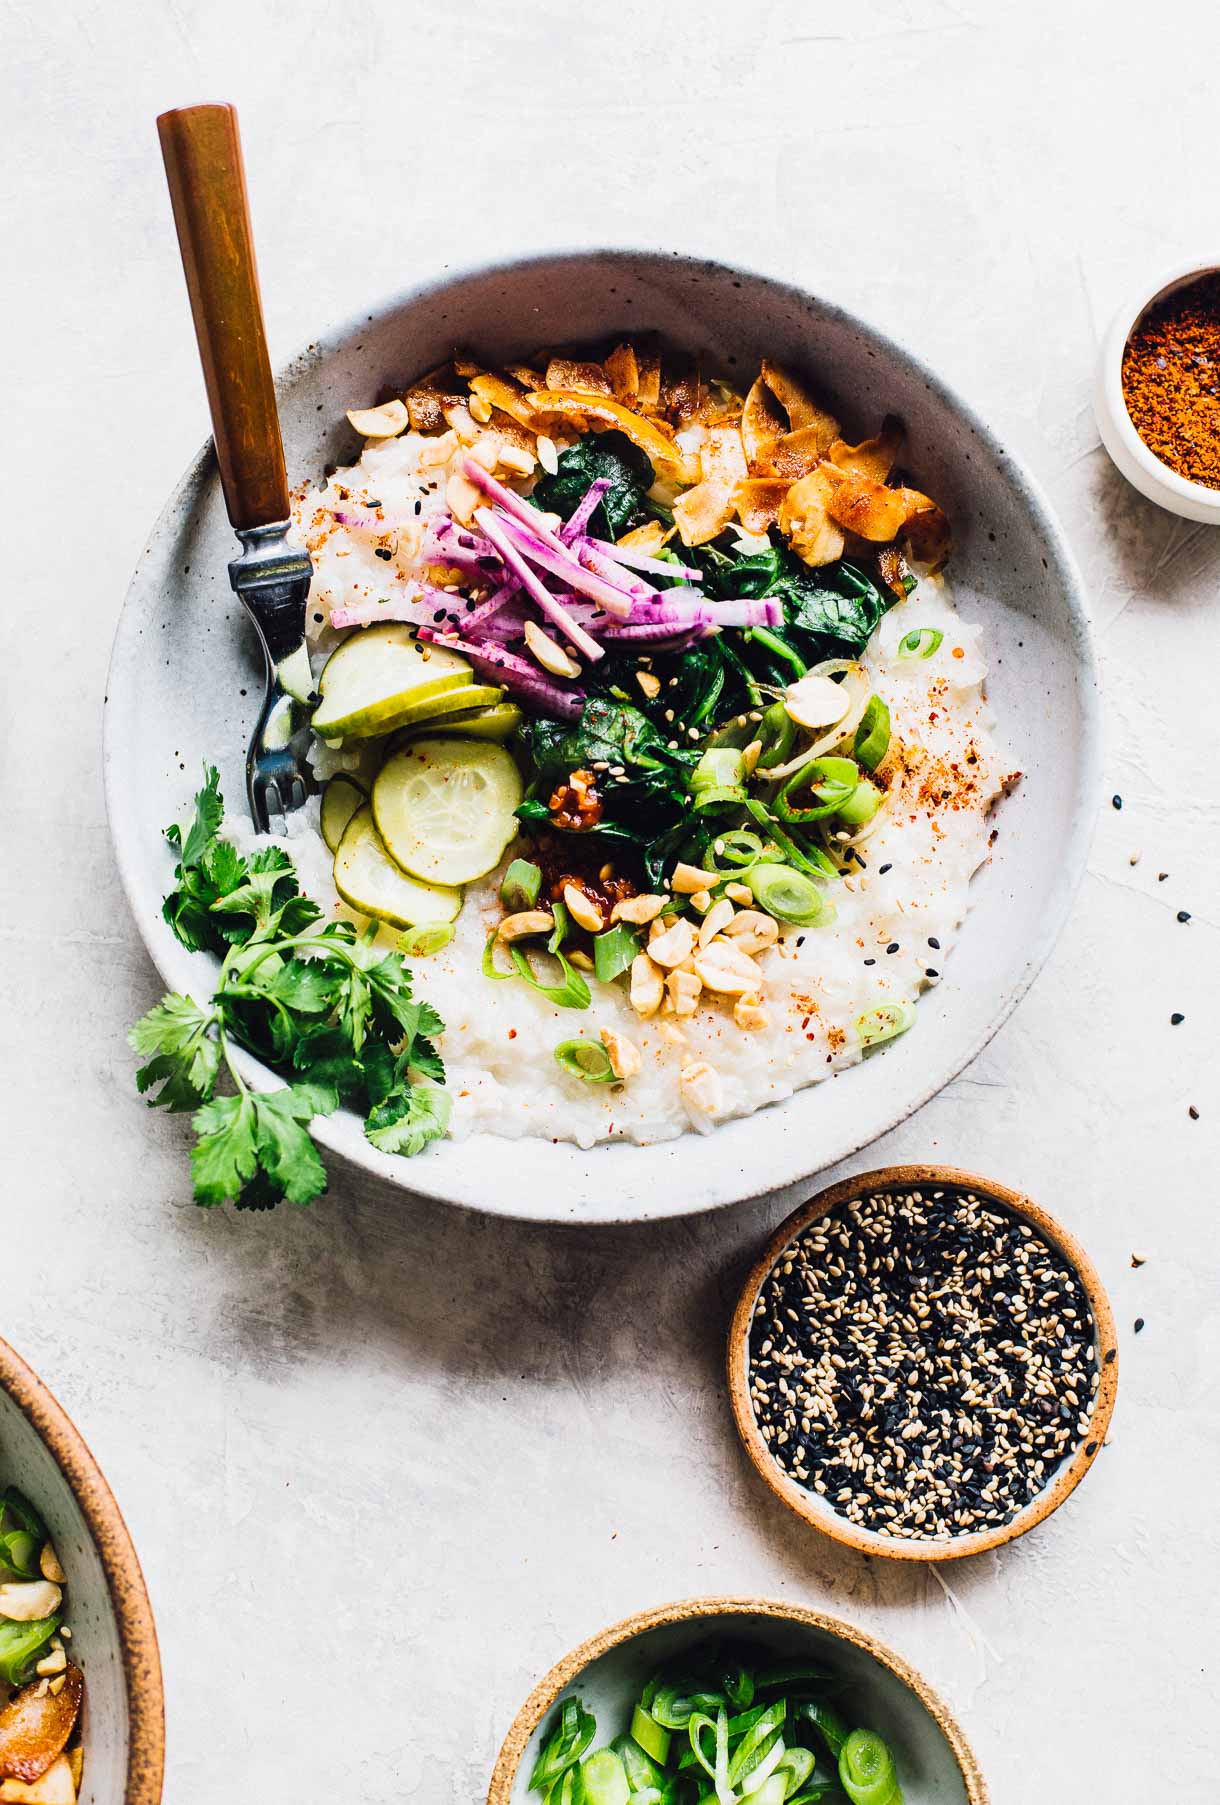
[130,767,450,1210]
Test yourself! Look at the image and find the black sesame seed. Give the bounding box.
[1189,1105,1200,1121]
[863,957,876,967]
[925,969,939,979]
[927,936,941,950]
[374,546,392,560]
[886,942,899,955]
[879,863,892,875]
[1177,910,1191,923]
[1112,794,1122,809]
[1134,1318,1145,1333]
[1170,1012,1185,1025]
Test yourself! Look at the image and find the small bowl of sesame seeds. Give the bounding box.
[728,1166,1118,1561]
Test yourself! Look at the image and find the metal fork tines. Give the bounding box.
[227,522,315,832]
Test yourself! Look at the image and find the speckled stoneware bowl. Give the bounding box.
[0,1336,164,1804]
[105,249,1101,1224]
[486,1597,988,1803]
[728,1165,1119,1562]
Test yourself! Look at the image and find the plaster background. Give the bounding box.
[2,1,1217,1798]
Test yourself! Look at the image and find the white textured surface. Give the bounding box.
[2,2,1218,1800]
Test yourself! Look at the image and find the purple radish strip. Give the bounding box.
[460,579,525,636]
[476,510,605,662]
[328,585,455,630]
[583,536,700,580]
[709,598,784,628]
[460,457,569,553]
[559,478,613,543]
[418,631,585,719]
[489,512,635,619]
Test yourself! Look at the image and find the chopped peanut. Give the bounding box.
[680,1060,724,1117]
[445,468,482,525]
[562,883,604,934]
[735,994,771,1031]
[567,949,594,971]
[635,670,662,699]
[648,917,695,968]
[525,622,581,680]
[666,969,702,1017]
[671,861,720,894]
[698,898,735,945]
[497,910,553,942]
[39,1544,65,1586]
[725,882,754,906]
[599,1025,641,1079]
[689,889,714,913]
[629,953,664,1018]
[346,398,409,438]
[694,938,762,996]
[722,909,780,956]
[612,892,666,926]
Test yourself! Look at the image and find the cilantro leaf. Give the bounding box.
[191,1092,259,1206]
[252,1086,335,1205]
[209,845,321,940]
[129,995,221,1111]
[177,765,224,869]
[365,1084,452,1156]
[408,1038,445,1084]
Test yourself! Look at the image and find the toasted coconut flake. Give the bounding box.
[826,415,904,483]
[524,391,695,480]
[660,360,705,426]
[697,425,749,488]
[615,520,672,556]
[779,467,846,566]
[767,423,837,480]
[604,343,639,401]
[545,356,612,394]
[674,480,734,546]
[734,478,790,533]
[741,375,789,471]
[760,359,837,438]
[825,470,946,550]
[904,502,951,568]
[506,361,549,390]
[403,363,465,433]
[467,372,540,432]
[452,353,482,378]
[635,350,662,409]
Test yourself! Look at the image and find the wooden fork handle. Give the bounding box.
[157,103,289,531]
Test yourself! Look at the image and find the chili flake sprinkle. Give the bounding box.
[1121,273,1220,488]
[748,1185,1100,1541]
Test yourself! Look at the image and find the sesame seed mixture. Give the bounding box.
[748,1186,1101,1541]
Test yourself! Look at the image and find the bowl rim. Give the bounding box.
[105,245,1103,1224]
[1097,256,1220,512]
[726,1163,1118,1562]
[485,1593,989,1804]
[0,1334,165,1805]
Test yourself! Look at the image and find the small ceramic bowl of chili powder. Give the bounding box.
[1096,258,1220,520]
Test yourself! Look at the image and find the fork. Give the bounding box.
[157,102,314,832]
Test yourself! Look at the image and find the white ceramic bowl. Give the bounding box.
[0,1335,164,1805]
[486,1598,987,1804]
[105,249,1101,1224]
[1094,257,1220,521]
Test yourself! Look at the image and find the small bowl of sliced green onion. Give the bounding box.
[487,1597,987,1805]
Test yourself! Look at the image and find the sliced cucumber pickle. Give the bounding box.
[319,774,368,852]
[333,805,462,928]
[429,700,523,742]
[311,623,473,740]
[372,737,523,886]
[385,686,506,751]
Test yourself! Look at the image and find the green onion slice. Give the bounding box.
[795,1700,850,1761]
[754,701,798,772]
[554,1038,617,1083]
[593,922,639,984]
[774,1747,817,1796]
[579,1748,630,1805]
[501,857,543,912]
[838,1729,902,1805]
[835,776,882,827]
[775,756,859,824]
[852,696,891,771]
[529,1698,597,1792]
[748,863,833,927]
[898,626,943,660]
[615,1727,666,1788]
[744,802,838,880]
[691,747,746,814]
[707,829,765,874]
[482,932,516,982]
[397,921,454,958]
[856,1002,916,1048]
[512,943,590,1010]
